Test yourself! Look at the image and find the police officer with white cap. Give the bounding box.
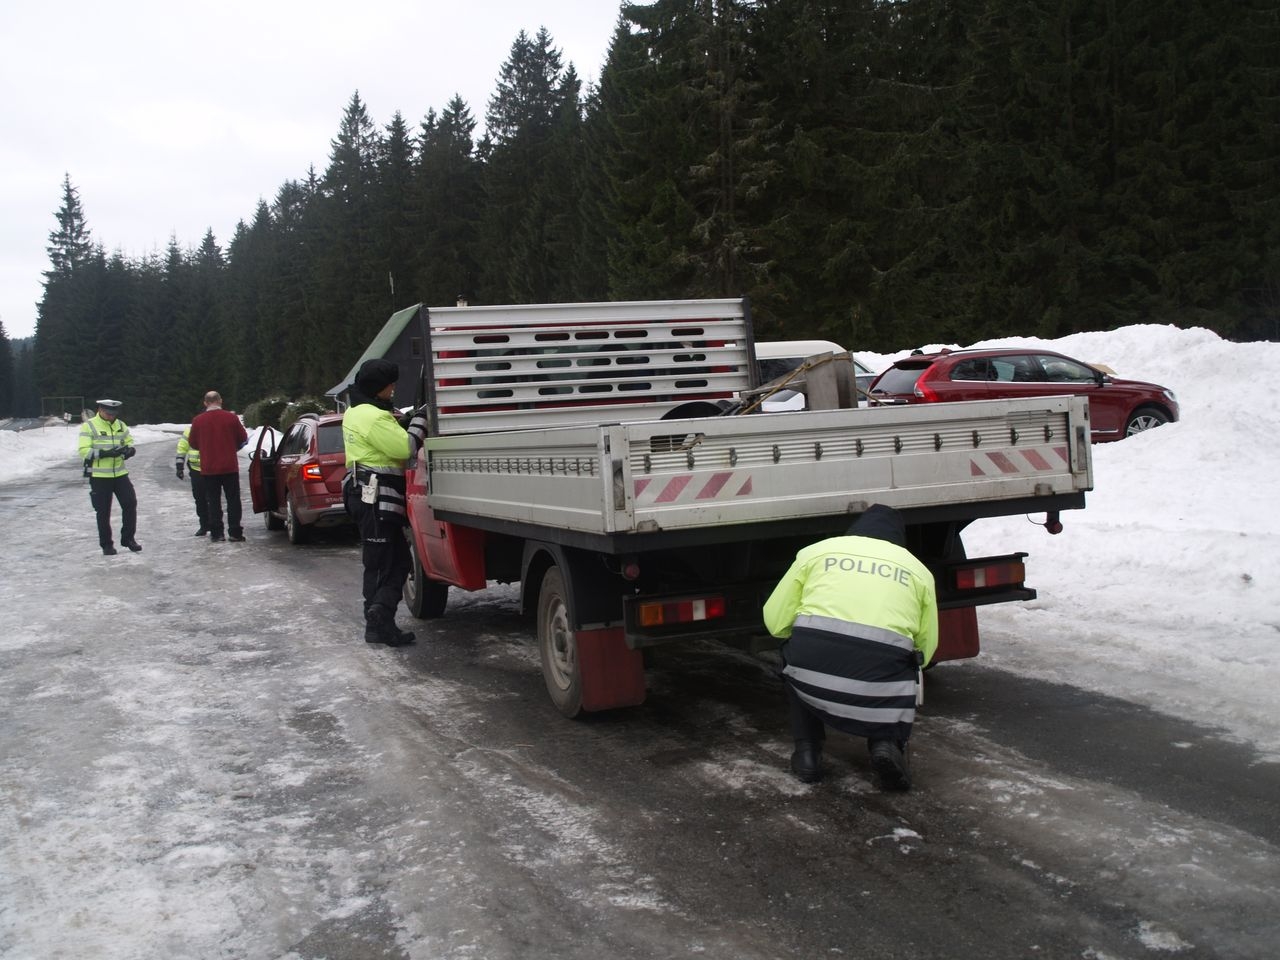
[77,399,141,556]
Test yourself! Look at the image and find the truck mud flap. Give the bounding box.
[935,607,980,663]
[577,626,646,712]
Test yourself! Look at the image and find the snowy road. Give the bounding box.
[2,437,1278,960]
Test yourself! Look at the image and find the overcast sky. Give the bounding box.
[0,0,623,340]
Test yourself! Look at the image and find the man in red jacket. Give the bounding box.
[187,391,249,542]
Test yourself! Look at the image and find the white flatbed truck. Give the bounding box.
[394,298,1092,716]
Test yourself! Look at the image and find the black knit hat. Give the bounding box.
[355,358,399,396]
[846,504,907,547]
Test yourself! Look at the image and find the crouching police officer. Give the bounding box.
[78,398,141,556]
[342,359,428,647]
[764,504,938,791]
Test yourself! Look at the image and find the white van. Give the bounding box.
[754,340,875,410]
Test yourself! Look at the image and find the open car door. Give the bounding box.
[247,426,279,514]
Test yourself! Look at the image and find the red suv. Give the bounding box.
[248,412,351,543]
[867,347,1178,442]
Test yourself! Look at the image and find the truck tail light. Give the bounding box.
[302,464,324,481]
[954,558,1026,591]
[637,596,727,627]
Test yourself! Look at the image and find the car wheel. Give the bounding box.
[537,565,582,718]
[1125,406,1170,437]
[264,509,285,532]
[404,539,448,619]
[286,493,310,545]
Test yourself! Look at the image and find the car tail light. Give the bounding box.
[302,464,324,481]
[913,374,939,402]
[954,558,1026,591]
[637,595,727,627]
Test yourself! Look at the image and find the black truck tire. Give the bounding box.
[537,565,582,718]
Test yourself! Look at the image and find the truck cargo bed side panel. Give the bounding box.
[423,397,1091,537]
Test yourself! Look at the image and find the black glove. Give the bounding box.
[100,446,123,458]
[121,446,136,459]
[176,463,185,480]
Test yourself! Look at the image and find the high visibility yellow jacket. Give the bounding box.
[175,427,202,470]
[343,403,411,470]
[765,531,939,740]
[764,533,939,666]
[78,414,134,478]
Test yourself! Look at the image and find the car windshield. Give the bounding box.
[317,424,345,455]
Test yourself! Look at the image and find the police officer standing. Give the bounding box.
[175,420,209,536]
[764,504,938,791]
[78,399,141,556]
[342,359,428,647]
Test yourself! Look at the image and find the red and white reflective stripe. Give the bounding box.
[969,446,1067,477]
[633,471,754,505]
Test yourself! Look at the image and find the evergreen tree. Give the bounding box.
[377,111,418,315]
[35,175,95,401]
[269,175,329,396]
[0,319,13,417]
[481,28,582,301]
[315,92,388,366]
[748,0,886,341]
[595,2,705,298]
[414,96,484,306]
[596,1,777,304]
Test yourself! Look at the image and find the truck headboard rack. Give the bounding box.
[423,298,756,436]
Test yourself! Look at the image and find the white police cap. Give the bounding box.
[96,399,123,409]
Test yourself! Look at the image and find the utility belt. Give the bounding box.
[353,465,403,481]
[347,465,407,516]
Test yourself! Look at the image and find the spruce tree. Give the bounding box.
[35,175,95,401]
[0,320,13,417]
[414,96,484,306]
[481,28,580,301]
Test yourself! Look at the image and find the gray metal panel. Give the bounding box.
[425,299,753,435]
[423,396,1092,535]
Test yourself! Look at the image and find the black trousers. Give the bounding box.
[352,499,411,619]
[787,686,827,744]
[203,472,243,538]
[188,469,210,528]
[89,475,137,548]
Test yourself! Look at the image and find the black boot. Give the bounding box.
[869,739,911,791]
[122,539,142,552]
[790,739,824,783]
[102,545,117,556]
[366,607,415,647]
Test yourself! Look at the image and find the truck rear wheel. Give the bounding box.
[405,540,449,619]
[537,566,582,718]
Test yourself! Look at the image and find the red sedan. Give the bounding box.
[867,347,1179,442]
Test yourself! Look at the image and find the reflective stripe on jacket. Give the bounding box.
[77,415,133,478]
[175,427,201,471]
[782,618,921,738]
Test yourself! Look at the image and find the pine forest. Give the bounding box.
[5,0,1278,422]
